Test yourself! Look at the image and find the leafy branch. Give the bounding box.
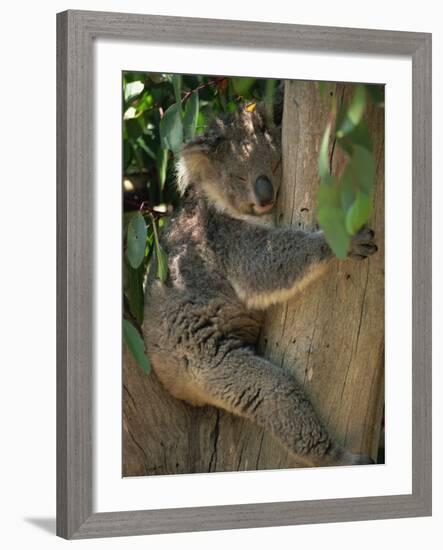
[316,84,381,259]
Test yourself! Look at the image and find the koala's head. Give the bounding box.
[177,103,282,218]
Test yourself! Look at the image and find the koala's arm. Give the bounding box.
[222,223,376,309]
[223,223,332,309]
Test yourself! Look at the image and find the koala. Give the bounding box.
[143,103,378,468]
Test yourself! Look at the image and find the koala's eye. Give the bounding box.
[272,158,282,174]
[234,175,247,182]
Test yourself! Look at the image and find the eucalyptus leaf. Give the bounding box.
[318,123,332,183]
[196,110,206,134]
[156,147,169,190]
[151,217,169,282]
[124,80,144,104]
[183,92,199,140]
[159,103,183,154]
[344,145,375,194]
[172,74,182,104]
[126,212,147,269]
[347,85,366,125]
[339,171,356,212]
[317,205,350,260]
[123,107,137,120]
[232,77,256,97]
[317,181,350,259]
[155,244,169,283]
[225,101,238,114]
[136,136,156,160]
[336,85,366,137]
[345,192,372,235]
[366,84,385,106]
[338,120,372,155]
[135,91,154,116]
[317,178,340,209]
[126,264,144,326]
[123,319,151,374]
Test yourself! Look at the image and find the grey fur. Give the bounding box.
[144,105,377,467]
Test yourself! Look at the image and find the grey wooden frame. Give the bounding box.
[57,9,432,539]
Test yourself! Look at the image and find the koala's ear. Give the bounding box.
[177,134,221,195]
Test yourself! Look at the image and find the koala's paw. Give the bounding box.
[349,227,378,260]
[323,445,375,467]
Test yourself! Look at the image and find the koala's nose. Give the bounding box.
[254,175,274,206]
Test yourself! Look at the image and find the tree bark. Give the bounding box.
[260,80,385,462]
[122,80,385,476]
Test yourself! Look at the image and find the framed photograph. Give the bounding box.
[57,10,431,539]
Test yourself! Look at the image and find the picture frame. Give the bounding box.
[56,9,432,539]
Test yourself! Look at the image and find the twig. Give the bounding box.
[181,77,226,104]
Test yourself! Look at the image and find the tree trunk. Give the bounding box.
[260,80,385,462]
[122,80,385,476]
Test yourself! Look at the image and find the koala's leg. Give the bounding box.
[195,347,373,467]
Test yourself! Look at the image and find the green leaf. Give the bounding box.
[338,120,372,155]
[195,110,206,134]
[126,212,147,269]
[155,244,169,283]
[317,206,350,260]
[366,84,385,106]
[318,123,332,183]
[317,182,350,259]
[225,100,238,114]
[345,192,372,235]
[350,145,375,193]
[151,217,169,282]
[123,71,146,84]
[183,92,199,140]
[339,171,357,212]
[232,77,256,97]
[134,91,154,116]
[123,319,151,374]
[159,103,183,154]
[347,85,366,125]
[317,179,340,209]
[124,80,144,103]
[172,74,182,104]
[336,85,366,137]
[123,106,137,120]
[126,263,145,326]
[156,147,169,190]
[136,135,156,160]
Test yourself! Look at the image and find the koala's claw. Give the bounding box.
[353,227,374,242]
[349,228,378,260]
[325,446,376,467]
